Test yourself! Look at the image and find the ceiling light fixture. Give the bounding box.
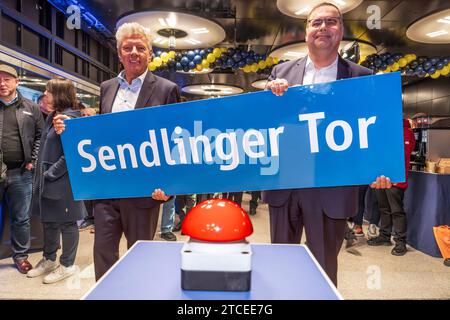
[426,30,449,38]
[117,11,225,49]
[182,84,244,96]
[277,0,363,19]
[406,9,450,44]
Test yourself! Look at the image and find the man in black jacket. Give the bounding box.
[0,64,44,273]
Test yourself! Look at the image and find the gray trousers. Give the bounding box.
[43,221,79,267]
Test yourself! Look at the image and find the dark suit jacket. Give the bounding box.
[99,71,180,208]
[261,56,373,219]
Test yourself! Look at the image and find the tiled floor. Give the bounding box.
[0,193,449,299]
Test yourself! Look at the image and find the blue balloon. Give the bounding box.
[206,48,213,53]
[180,56,189,66]
[199,50,206,58]
[183,65,190,72]
[226,58,234,67]
[423,61,432,71]
[417,70,427,78]
[188,61,196,69]
[241,51,249,58]
[220,53,228,61]
[415,65,423,72]
[405,68,414,76]
[374,58,382,67]
[430,57,439,65]
[193,55,202,64]
[194,49,200,55]
[428,66,436,74]
[238,60,246,68]
[232,53,242,62]
[380,63,387,70]
[187,50,195,61]
[246,57,254,65]
[387,58,395,65]
[436,62,444,70]
[155,50,162,57]
[227,48,235,56]
[175,62,183,70]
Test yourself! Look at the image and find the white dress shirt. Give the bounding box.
[302,55,338,85]
[111,69,148,113]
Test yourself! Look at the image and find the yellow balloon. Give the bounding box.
[385,66,391,73]
[250,63,259,73]
[243,65,252,73]
[148,62,157,71]
[213,48,221,58]
[409,54,417,61]
[168,51,176,59]
[258,60,267,69]
[430,70,440,79]
[220,47,228,53]
[398,58,407,68]
[207,53,216,63]
[196,64,203,71]
[272,57,279,64]
[266,57,273,67]
[160,52,169,62]
[201,59,210,68]
[440,66,449,76]
[153,57,162,67]
[390,62,399,71]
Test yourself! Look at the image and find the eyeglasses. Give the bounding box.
[307,17,341,28]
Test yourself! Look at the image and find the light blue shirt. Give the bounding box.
[111,69,148,113]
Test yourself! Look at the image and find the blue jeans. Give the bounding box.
[0,168,33,260]
[160,197,176,233]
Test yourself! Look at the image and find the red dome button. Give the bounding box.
[182,198,254,242]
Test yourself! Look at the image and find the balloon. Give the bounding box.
[243,65,252,73]
[258,60,267,69]
[187,50,195,60]
[199,50,206,58]
[153,57,162,67]
[232,53,242,62]
[160,52,169,62]
[201,59,210,68]
[168,51,176,59]
[250,63,259,72]
[245,57,254,65]
[155,50,162,57]
[436,62,444,70]
[238,60,246,68]
[167,58,176,67]
[196,64,203,71]
[397,58,407,68]
[175,62,183,70]
[175,52,182,61]
[207,53,216,63]
[148,62,157,71]
[423,61,432,71]
[272,57,279,64]
[188,61,196,69]
[180,56,189,66]
[266,57,273,67]
[194,49,200,55]
[440,66,450,76]
[390,62,399,71]
[193,55,202,64]
[430,70,440,79]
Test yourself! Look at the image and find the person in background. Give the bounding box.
[37,94,52,120]
[0,64,44,274]
[160,197,177,241]
[249,191,261,216]
[368,119,415,256]
[77,102,96,233]
[173,194,196,233]
[27,79,86,283]
[223,192,243,207]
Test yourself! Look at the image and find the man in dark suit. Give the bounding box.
[262,2,391,286]
[54,22,179,280]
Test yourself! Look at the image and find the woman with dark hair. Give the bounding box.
[27,79,86,284]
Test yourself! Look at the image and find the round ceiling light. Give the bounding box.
[406,9,450,44]
[251,79,268,90]
[276,0,363,19]
[269,40,377,61]
[182,84,244,96]
[116,11,226,49]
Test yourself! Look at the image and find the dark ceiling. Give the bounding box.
[80,0,450,94]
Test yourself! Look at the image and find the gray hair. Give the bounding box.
[115,22,153,50]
